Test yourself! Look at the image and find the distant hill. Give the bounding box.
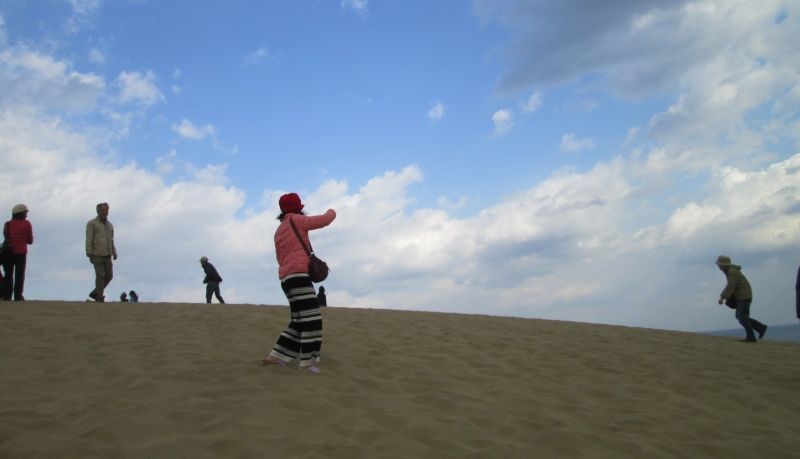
[706,323,800,344]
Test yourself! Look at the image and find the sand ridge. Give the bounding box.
[1,301,799,458]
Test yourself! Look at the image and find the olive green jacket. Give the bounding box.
[720,265,752,301]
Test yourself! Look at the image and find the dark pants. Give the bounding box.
[205,282,224,303]
[2,253,27,300]
[735,299,767,340]
[89,255,113,301]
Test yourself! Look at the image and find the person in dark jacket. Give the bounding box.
[716,255,767,342]
[2,204,34,301]
[317,285,327,307]
[795,265,799,320]
[200,256,225,304]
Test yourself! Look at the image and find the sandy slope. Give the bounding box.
[1,301,799,458]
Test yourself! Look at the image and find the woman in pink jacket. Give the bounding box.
[262,193,336,373]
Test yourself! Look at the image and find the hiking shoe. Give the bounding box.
[758,325,768,340]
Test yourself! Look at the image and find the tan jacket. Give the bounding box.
[86,217,117,257]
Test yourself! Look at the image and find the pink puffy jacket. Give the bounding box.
[274,209,336,279]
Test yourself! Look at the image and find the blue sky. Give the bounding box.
[1,0,799,332]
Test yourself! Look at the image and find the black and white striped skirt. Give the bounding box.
[269,273,322,366]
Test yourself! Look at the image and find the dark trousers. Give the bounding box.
[735,299,766,340]
[2,253,27,300]
[205,282,224,303]
[89,255,113,300]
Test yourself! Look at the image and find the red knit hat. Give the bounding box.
[279,193,304,214]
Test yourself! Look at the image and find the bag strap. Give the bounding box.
[288,216,313,255]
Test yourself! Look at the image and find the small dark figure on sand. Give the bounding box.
[200,256,225,304]
[317,285,327,307]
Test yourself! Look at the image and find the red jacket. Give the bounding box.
[274,210,336,278]
[4,219,33,254]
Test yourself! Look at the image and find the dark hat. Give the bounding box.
[279,193,304,214]
[715,255,732,266]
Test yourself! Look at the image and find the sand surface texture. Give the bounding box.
[1,301,799,458]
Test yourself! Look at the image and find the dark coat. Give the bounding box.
[795,265,799,319]
[202,262,223,284]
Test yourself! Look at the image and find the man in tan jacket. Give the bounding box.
[86,202,117,303]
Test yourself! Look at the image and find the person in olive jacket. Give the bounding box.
[716,255,767,342]
[86,202,117,303]
[200,256,225,304]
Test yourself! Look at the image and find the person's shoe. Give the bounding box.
[306,365,321,375]
[740,338,757,343]
[758,325,768,340]
[96,296,105,303]
[260,357,287,368]
[88,291,97,301]
[13,296,24,301]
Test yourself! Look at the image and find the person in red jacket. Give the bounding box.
[261,193,336,374]
[2,204,34,301]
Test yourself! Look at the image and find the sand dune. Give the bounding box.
[1,301,799,458]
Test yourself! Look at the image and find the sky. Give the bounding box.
[0,0,798,332]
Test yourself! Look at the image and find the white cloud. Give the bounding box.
[437,195,467,211]
[65,0,101,33]
[0,16,6,46]
[475,0,795,98]
[88,48,104,65]
[560,133,595,153]
[520,91,542,113]
[623,127,640,147]
[492,109,513,136]
[243,47,270,66]
[171,118,216,140]
[68,0,101,16]
[116,70,165,106]
[155,149,178,175]
[665,158,800,248]
[426,101,445,122]
[341,0,368,16]
[0,48,105,111]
